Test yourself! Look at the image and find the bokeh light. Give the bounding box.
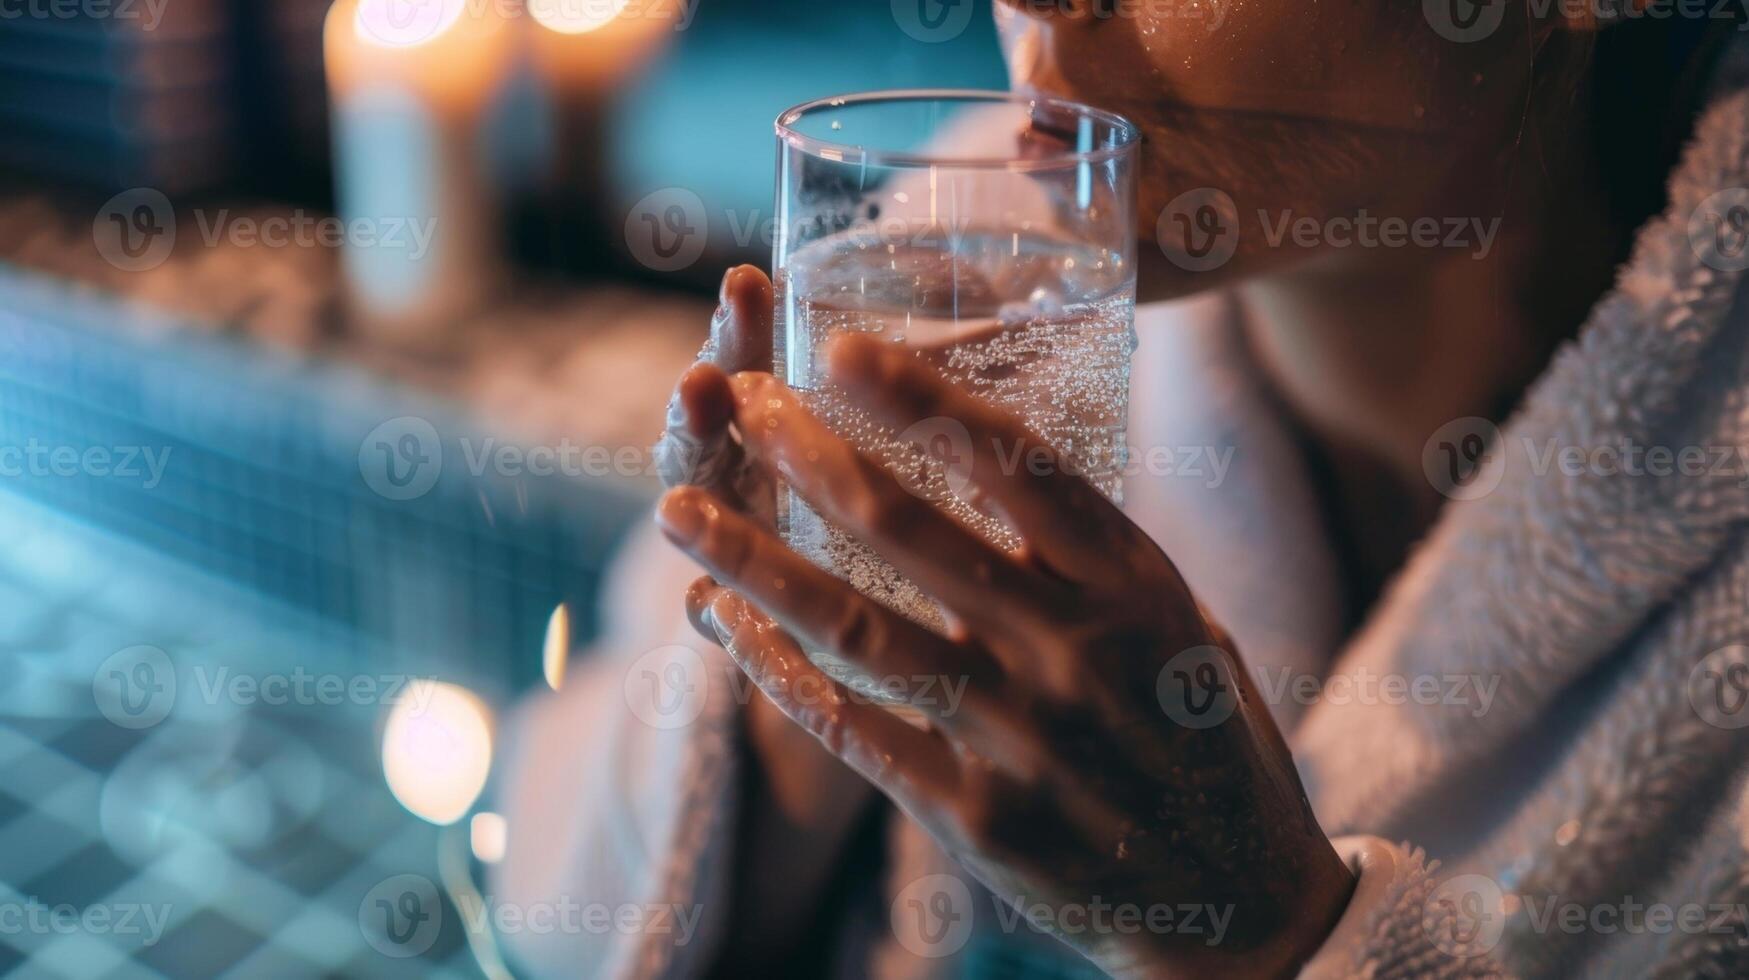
[529,0,631,35]
[381,680,493,825]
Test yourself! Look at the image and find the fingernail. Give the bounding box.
[709,592,743,635]
[656,490,706,543]
[719,267,737,307]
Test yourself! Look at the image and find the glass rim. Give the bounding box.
[775,88,1141,171]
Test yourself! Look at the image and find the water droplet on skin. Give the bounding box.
[1554,819,1580,847]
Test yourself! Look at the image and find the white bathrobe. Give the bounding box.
[489,43,1749,980]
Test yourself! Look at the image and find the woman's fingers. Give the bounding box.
[825,333,1127,579]
[658,486,996,723]
[653,266,774,492]
[656,364,737,488]
[706,265,774,372]
[724,372,1063,640]
[703,587,960,804]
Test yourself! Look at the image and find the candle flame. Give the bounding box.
[529,0,631,35]
[354,0,468,48]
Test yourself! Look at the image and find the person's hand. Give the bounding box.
[655,334,1355,978]
[653,270,875,966]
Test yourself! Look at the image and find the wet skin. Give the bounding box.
[655,268,1350,978]
[650,2,1681,974]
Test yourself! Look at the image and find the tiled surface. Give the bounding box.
[0,500,488,979]
[0,193,710,980]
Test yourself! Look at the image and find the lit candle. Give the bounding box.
[324,0,518,345]
[520,0,678,273]
[527,0,675,95]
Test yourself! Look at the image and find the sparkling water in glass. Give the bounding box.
[772,91,1140,698]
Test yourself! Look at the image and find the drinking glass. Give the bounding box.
[772,90,1140,699]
